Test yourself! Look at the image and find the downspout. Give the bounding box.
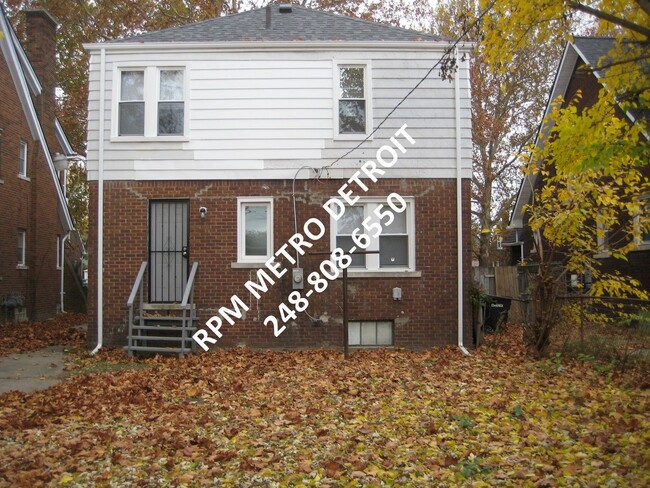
[455,47,470,355]
[60,232,70,312]
[91,47,106,355]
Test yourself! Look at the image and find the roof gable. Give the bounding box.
[510,36,647,229]
[110,5,441,44]
[0,4,74,232]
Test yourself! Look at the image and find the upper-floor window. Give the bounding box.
[119,70,145,136]
[336,63,371,137]
[116,67,186,138]
[331,197,415,272]
[17,229,26,267]
[158,70,184,135]
[596,220,609,254]
[19,140,27,177]
[237,197,273,263]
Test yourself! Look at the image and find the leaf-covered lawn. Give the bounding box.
[0,329,648,487]
[0,313,87,357]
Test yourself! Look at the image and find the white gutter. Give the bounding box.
[60,232,70,312]
[91,47,106,355]
[455,47,470,356]
[84,41,475,54]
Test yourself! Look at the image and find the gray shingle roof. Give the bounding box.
[110,5,442,44]
[572,37,616,68]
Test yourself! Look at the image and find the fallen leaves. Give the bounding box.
[0,328,648,487]
[0,313,87,357]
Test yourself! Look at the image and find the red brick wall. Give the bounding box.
[0,10,68,322]
[24,10,59,158]
[87,178,473,350]
[520,58,650,293]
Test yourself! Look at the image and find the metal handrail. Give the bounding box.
[127,262,148,357]
[181,262,198,354]
[181,262,199,307]
[127,261,148,308]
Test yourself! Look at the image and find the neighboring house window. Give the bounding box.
[119,70,145,136]
[348,320,393,346]
[56,235,62,269]
[117,67,186,138]
[336,63,371,136]
[331,197,415,271]
[17,229,26,267]
[596,220,609,253]
[19,140,27,177]
[637,195,650,246]
[158,70,184,135]
[238,197,273,262]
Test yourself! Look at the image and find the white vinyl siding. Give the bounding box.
[238,197,273,263]
[87,49,472,181]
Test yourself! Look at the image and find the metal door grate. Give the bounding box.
[149,200,189,302]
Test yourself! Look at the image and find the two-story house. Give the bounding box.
[509,37,650,292]
[0,6,84,323]
[84,5,473,354]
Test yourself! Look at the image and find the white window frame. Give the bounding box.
[333,61,372,140]
[157,69,185,136]
[117,69,145,137]
[18,140,27,177]
[17,229,26,268]
[112,65,188,141]
[237,197,274,263]
[56,235,62,269]
[596,220,609,256]
[330,197,415,273]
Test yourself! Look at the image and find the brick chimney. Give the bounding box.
[23,9,59,153]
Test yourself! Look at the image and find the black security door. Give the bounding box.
[149,200,189,302]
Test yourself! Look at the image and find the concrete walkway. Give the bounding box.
[0,346,69,394]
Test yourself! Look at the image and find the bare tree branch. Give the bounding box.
[568,1,650,38]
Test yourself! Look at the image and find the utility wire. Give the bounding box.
[318,1,495,173]
[287,2,496,320]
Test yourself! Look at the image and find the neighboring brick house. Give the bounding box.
[0,7,84,323]
[509,37,650,292]
[84,5,473,354]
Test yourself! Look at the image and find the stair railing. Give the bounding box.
[181,262,199,352]
[127,261,148,355]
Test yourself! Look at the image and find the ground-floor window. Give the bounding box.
[17,229,26,267]
[348,320,393,346]
[237,197,273,262]
[331,197,415,272]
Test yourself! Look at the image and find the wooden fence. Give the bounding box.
[474,266,525,323]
